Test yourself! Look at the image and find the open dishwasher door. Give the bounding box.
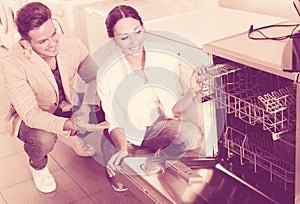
[117,157,277,204]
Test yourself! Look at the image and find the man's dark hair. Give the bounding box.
[15,2,52,40]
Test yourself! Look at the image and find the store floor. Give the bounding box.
[0,132,141,204]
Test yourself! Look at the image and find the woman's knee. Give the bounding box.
[178,121,203,149]
[178,121,197,136]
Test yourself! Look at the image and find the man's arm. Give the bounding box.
[2,57,68,134]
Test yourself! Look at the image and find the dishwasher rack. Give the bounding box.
[198,62,296,140]
[196,62,297,190]
[224,125,295,190]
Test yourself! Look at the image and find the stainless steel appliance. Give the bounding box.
[115,27,299,204]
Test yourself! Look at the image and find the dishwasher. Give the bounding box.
[205,59,296,204]
[115,29,299,204]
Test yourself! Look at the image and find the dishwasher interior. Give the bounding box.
[202,58,297,204]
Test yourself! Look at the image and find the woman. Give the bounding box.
[97,5,210,192]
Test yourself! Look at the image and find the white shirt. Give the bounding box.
[97,38,212,146]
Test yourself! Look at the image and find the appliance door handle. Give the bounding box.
[215,163,278,204]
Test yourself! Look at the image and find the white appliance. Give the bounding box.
[219,0,299,21]
[83,0,216,53]
[0,0,26,49]
[83,0,155,53]
[32,0,111,50]
[145,3,286,48]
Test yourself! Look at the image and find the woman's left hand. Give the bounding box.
[189,70,203,96]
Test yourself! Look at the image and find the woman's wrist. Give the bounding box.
[185,89,198,101]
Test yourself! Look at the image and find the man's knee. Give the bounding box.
[26,129,57,153]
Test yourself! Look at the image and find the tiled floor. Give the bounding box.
[0,131,141,204]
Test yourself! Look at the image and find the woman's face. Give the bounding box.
[113,17,145,54]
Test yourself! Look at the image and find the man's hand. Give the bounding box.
[63,119,77,136]
[72,105,110,133]
[107,151,128,172]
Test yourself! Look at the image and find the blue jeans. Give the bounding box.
[142,119,199,157]
[100,118,200,165]
[18,107,105,170]
[18,121,58,170]
[17,108,73,170]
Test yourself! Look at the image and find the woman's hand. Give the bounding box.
[107,150,128,172]
[72,105,110,133]
[189,70,203,97]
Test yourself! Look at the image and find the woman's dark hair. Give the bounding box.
[15,2,52,40]
[105,5,143,38]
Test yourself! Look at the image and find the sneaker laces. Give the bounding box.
[75,136,90,151]
[33,167,52,181]
[76,136,87,150]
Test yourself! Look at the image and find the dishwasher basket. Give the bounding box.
[198,62,296,140]
[197,61,296,190]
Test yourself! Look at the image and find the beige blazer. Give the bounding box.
[0,36,92,137]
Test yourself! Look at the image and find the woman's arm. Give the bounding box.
[172,89,196,118]
[172,71,202,118]
[110,128,128,152]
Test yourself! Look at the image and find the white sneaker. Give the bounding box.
[30,166,56,193]
[60,135,96,157]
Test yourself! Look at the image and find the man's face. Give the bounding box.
[27,19,59,58]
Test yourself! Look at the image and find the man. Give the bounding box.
[0,2,109,193]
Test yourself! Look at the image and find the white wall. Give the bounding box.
[219,0,299,21]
